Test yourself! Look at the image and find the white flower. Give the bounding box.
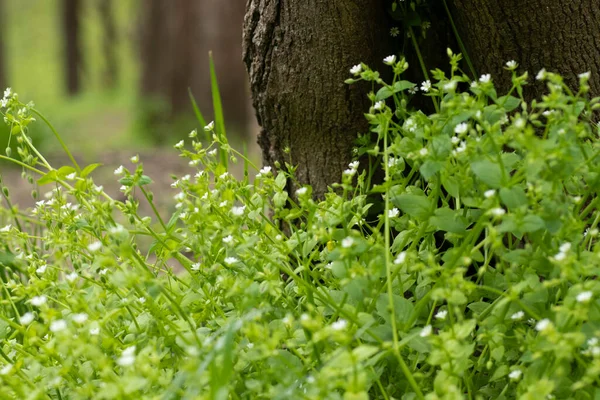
[490,207,506,217]
[50,319,67,332]
[257,166,272,177]
[219,172,229,179]
[388,157,402,168]
[408,86,418,95]
[577,291,593,303]
[204,121,215,131]
[174,140,185,149]
[331,319,348,331]
[3,87,12,98]
[394,251,407,265]
[36,263,47,274]
[454,122,468,135]
[138,297,146,304]
[350,64,362,75]
[535,318,552,332]
[93,185,103,194]
[65,172,77,180]
[453,141,467,154]
[514,118,526,129]
[208,149,218,156]
[20,312,35,325]
[420,80,431,92]
[479,74,491,84]
[435,310,447,320]
[553,252,567,262]
[88,241,102,252]
[390,27,400,37]
[579,71,591,80]
[341,237,354,248]
[388,208,400,218]
[419,148,429,156]
[559,242,571,253]
[189,129,197,138]
[451,136,460,145]
[222,235,234,244]
[511,311,525,320]
[296,187,308,196]
[383,55,396,65]
[484,189,496,198]
[31,295,47,306]
[231,206,246,216]
[443,80,457,91]
[0,224,11,233]
[66,272,78,282]
[420,325,433,337]
[348,161,359,170]
[130,155,139,163]
[343,168,357,177]
[114,165,124,175]
[373,101,385,111]
[0,364,12,376]
[505,60,518,69]
[72,313,88,324]
[588,338,599,347]
[89,327,100,335]
[508,369,522,380]
[224,257,239,265]
[536,68,547,81]
[117,346,136,366]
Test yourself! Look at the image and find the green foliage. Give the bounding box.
[2,54,600,399]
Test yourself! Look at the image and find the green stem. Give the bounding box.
[32,109,80,172]
[442,0,477,79]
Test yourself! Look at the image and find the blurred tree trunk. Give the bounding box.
[243,1,393,199]
[0,0,6,91]
[62,0,83,95]
[98,0,118,88]
[139,0,251,143]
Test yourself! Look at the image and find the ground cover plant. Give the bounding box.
[1,54,600,399]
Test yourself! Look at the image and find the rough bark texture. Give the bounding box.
[62,0,82,95]
[99,0,118,88]
[0,0,6,91]
[243,0,393,199]
[450,0,600,100]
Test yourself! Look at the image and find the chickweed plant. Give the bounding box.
[2,52,600,399]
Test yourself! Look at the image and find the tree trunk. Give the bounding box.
[243,1,393,199]
[450,0,600,101]
[98,0,118,89]
[0,0,6,91]
[62,0,83,95]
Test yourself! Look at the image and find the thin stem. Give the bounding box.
[32,109,81,172]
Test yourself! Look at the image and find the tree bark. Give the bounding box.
[450,0,600,101]
[98,0,118,89]
[0,0,6,91]
[244,1,393,199]
[62,0,83,95]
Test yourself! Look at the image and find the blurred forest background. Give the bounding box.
[0,0,256,161]
[0,0,257,207]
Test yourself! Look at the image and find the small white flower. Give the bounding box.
[390,27,400,37]
[579,71,591,80]
[453,141,467,154]
[419,148,428,156]
[343,168,357,177]
[296,187,308,196]
[484,189,496,198]
[454,122,468,135]
[348,161,360,171]
[383,55,396,65]
[31,295,47,306]
[559,242,571,253]
[479,74,491,84]
[0,224,11,233]
[50,319,67,332]
[66,272,78,282]
[36,263,47,274]
[114,165,125,175]
[191,262,201,271]
[511,311,525,320]
[394,251,407,265]
[350,64,362,75]
[443,80,457,91]
[490,207,506,217]
[224,257,239,265]
[505,60,518,69]
[219,172,229,179]
[99,269,108,275]
[65,172,77,180]
[222,235,234,244]
[373,100,385,111]
[117,346,136,366]
[451,136,460,145]
[535,318,552,332]
[20,312,35,325]
[420,325,433,337]
[435,310,447,320]
[514,118,526,129]
[72,313,88,324]
[408,86,418,95]
[588,338,599,347]
[0,364,12,376]
[93,185,103,194]
[553,252,567,261]
[219,201,228,207]
[577,291,593,303]
[3,87,12,98]
[174,140,185,149]
[189,129,197,138]
[536,68,547,81]
[139,297,146,304]
[388,157,402,168]
[388,208,400,218]
[208,149,218,157]
[420,80,431,92]
[257,166,272,177]
[130,154,139,163]
[508,369,522,380]
[89,327,100,335]
[231,206,246,216]
[341,237,354,248]
[88,241,102,252]
[331,319,348,331]
[204,121,215,131]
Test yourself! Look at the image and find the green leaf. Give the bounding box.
[429,207,468,233]
[376,294,414,326]
[519,215,545,233]
[138,175,153,186]
[500,187,527,209]
[275,173,287,190]
[81,163,102,178]
[471,159,504,188]
[442,175,460,198]
[56,165,76,178]
[420,160,443,180]
[392,193,432,219]
[375,81,414,101]
[496,95,521,112]
[37,170,58,185]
